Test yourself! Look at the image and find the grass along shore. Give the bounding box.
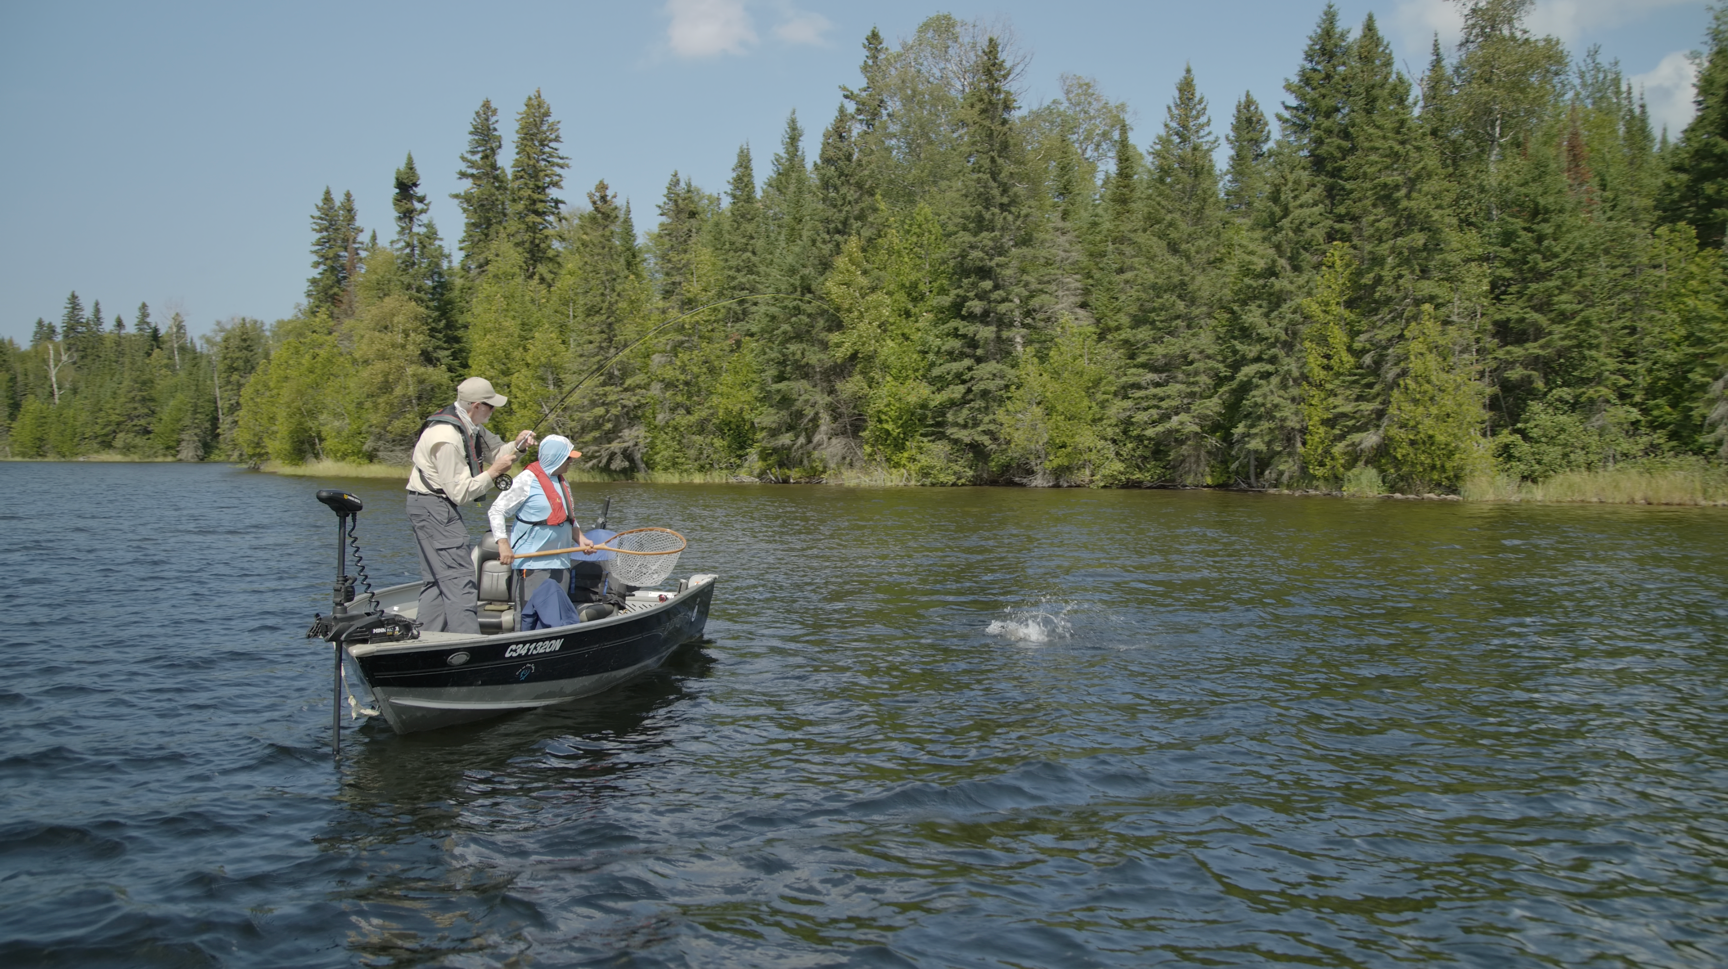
[255,458,1728,506]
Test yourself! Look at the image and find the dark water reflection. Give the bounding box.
[1,463,1725,967]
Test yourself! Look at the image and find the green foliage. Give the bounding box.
[453,99,509,276]
[1661,6,1728,245]
[1300,244,1359,482]
[18,10,1726,497]
[508,89,569,280]
[1386,305,1489,489]
[306,188,361,318]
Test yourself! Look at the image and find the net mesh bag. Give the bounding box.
[603,528,685,588]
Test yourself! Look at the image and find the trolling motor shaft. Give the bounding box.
[307,490,415,756]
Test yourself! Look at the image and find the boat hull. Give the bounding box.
[345,576,715,733]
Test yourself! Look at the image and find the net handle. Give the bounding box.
[512,527,687,561]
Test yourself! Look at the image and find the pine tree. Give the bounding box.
[508,89,569,280]
[453,98,510,274]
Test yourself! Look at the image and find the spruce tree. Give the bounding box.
[1660,5,1728,246]
[453,98,509,274]
[1281,3,1353,218]
[712,144,763,336]
[1224,92,1270,214]
[134,302,157,346]
[508,89,569,280]
[938,36,1029,471]
[59,292,91,358]
[1125,65,1229,484]
[814,103,865,257]
[1224,143,1329,485]
[757,112,839,467]
[650,171,710,313]
[1337,14,1452,412]
[561,180,653,471]
[306,188,346,315]
[841,26,890,208]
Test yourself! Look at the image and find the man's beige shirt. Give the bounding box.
[408,406,509,505]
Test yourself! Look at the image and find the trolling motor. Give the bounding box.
[306,490,415,755]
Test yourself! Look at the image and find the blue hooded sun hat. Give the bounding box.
[536,434,577,471]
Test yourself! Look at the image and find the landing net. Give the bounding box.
[603,528,685,588]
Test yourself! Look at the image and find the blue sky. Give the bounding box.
[0,0,1711,344]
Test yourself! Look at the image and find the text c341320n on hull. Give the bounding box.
[306,489,716,737]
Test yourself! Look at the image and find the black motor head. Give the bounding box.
[317,489,364,516]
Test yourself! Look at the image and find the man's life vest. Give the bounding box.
[518,461,574,526]
[419,404,484,478]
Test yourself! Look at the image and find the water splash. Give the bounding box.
[986,601,1075,645]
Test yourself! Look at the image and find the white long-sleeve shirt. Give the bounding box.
[487,472,583,541]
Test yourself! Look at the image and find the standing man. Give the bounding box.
[407,377,535,634]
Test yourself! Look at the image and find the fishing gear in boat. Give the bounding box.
[490,293,834,492]
[514,526,688,588]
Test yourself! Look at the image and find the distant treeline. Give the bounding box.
[5,3,1727,491]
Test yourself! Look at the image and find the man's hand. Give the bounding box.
[577,535,596,554]
[486,445,516,477]
[513,429,537,450]
[498,538,514,566]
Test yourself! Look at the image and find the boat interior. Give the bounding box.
[353,536,706,644]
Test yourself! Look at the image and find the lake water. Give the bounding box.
[2,462,1726,967]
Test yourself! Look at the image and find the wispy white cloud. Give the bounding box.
[771,9,832,47]
[1390,0,1464,52]
[1633,49,1699,137]
[1526,0,1697,45]
[1390,0,1696,52]
[665,0,756,58]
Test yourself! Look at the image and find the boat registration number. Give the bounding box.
[504,638,563,658]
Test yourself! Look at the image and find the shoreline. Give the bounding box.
[6,456,1725,507]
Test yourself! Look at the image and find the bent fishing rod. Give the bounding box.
[491,292,836,489]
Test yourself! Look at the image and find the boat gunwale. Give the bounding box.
[344,574,717,658]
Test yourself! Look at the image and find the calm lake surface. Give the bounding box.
[2,462,1726,967]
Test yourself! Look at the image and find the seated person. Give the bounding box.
[488,435,595,602]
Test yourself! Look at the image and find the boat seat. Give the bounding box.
[473,534,516,634]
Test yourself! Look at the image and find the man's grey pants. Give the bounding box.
[406,491,480,635]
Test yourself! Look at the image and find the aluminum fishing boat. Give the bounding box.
[307,490,715,737]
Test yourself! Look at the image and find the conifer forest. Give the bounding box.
[5,4,1728,494]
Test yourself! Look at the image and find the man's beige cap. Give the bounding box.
[456,377,507,408]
